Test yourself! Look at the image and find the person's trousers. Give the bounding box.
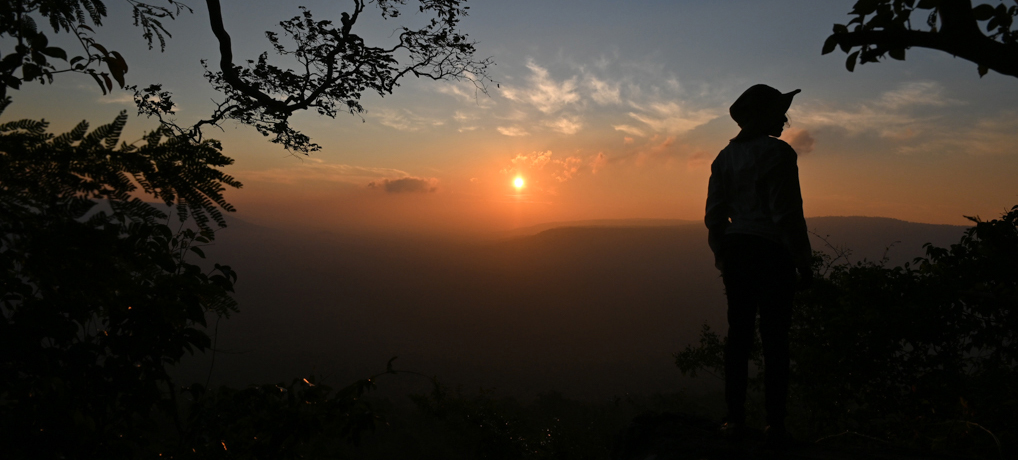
[720,233,796,428]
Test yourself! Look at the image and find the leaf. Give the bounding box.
[110,51,129,74]
[889,47,906,60]
[978,65,988,77]
[106,58,126,88]
[91,43,110,57]
[972,4,995,21]
[916,0,940,9]
[70,56,85,65]
[4,75,21,89]
[850,0,880,15]
[822,35,839,55]
[101,73,113,92]
[41,47,67,61]
[29,33,49,49]
[987,15,1000,32]
[833,23,849,34]
[846,50,860,72]
[22,63,42,81]
[190,247,206,258]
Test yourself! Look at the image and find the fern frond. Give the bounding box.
[0,119,50,136]
[52,120,90,146]
[80,111,127,151]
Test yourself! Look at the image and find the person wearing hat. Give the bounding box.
[705,84,812,447]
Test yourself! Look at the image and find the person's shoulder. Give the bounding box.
[761,137,798,160]
[715,142,737,162]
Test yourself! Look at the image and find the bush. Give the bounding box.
[0,109,240,458]
[676,205,1018,456]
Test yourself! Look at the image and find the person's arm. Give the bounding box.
[705,154,730,270]
[765,144,813,281]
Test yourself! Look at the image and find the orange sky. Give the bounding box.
[6,0,1018,236]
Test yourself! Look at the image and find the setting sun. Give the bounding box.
[513,177,524,189]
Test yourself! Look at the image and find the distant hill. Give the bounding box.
[503,218,697,237]
[804,216,966,266]
[177,216,970,400]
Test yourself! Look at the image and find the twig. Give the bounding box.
[941,420,1003,460]
[814,429,898,446]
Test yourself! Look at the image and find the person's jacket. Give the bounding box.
[705,135,811,268]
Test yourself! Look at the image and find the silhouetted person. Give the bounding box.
[705,84,812,448]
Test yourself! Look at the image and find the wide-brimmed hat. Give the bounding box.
[729,84,800,126]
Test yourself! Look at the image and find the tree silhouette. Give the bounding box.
[824,0,1018,78]
[1,1,491,457]
[0,105,241,457]
[2,0,493,153]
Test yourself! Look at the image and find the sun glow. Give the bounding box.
[513,177,524,189]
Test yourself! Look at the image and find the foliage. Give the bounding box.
[824,0,1018,78]
[343,381,636,460]
[675,205,1018,457]
[178,0,493,153]
[0,106,240,458]
[173,375,381,459]
[0,0,191,97]
[2,0,494,153]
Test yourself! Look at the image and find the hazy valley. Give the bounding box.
[177,216,968,400]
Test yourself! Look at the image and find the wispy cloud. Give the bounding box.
[545,116,583,135]
[552,156,583,182]
[792,81,960,138]
[591,152,608,174]
[368,176,438,193]
[502,151,553,174]
[437,83,494,107]
[501,60,580,114]
[239,158,409,185]
[780,128,815,155]
[375,108,445,132]
[586,76,621,105]
[98,93,136,105]
[497,126,530,137]
[627,101,717,135]
[876,81,957,110]
[896,111,1018,156]
[613,124,646,137]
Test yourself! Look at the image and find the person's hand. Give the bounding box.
[796,266,814,290]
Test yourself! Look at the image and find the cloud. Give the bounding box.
[368,176,438,193]
[240,159,409,185]
[896,111,1018,156]
[437,83,493,107]
[375,109,444,132]
[591,152,608,174]
[552,156,583,182]
[780,128,815,155]
[546,116,583,135]
[99,93,137,105]
[634,136,677,165]
[502,151,553,174]
[627,101,716,135]
[613,124,646,137]
[876,81,955,110]
[497,126,530,137]
[791,81,960,138]
[587,76,621,105]
[501,60,580,114]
